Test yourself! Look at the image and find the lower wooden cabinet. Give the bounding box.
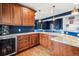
[39,34,53,50]
[29,34,39,48]
[47,36,53,51]
[50,41,79,56]
[50,41,63,56]
[39,33,79,56]
[39,34,47,47]
[17,35,29,52]
[17,33,79,56]
[17,34,39,52]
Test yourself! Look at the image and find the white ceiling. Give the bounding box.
[20,3,79,19]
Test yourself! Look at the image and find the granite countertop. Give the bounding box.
[0,32,79,48]
[50,34,79,48]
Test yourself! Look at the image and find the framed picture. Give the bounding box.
[69,19,74,24]
[68,16,75,24]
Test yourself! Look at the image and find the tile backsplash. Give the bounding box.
[9,26,34,34]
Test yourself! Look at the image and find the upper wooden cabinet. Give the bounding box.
[0,3,35,26]
[0,4,2,24]
[13,4,22,25]
[22,7,29,26]
[28,9,35,26]
[22,7,35,26]
[1,3,13,25]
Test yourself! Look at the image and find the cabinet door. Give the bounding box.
[42,34,47,47]
[35,34,39,45]
[39,34,43,45]
[45,34,49,48]
[33,34,39,46]
[0,4,2,24]
[51,42,61,56]
[24,35,29,49]
[13,4,21,25]
[39,34,48,48]
[71,46,79,56]
[31,34,36,46]
[47,35,53,51]
[2,3,13,25]
[29,34,36,47]
[22,7,29,26]
[22,8,35,26]
[17,36,26,52]
[30,34,34,47]
[62,44,79,56]
[28,34,34,47]
[29,35,33,47]
[28,34,39,47]
[17,35,29,52]
[28,10,35,26]
[50,41,79,56]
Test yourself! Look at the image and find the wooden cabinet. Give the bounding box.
[28,10,35,26]
[17,35,29,52]
[61,43,79,56]
[39,33,79,56]
[0,4,2,24]
[39,34,48,48]
[50,41,79,56]
[71,46,79,56]
[0,3,35,26]
[1,3,13,25]
[0,3,22,25]
[29,34,39,47]
[22,7,35,26]
[50,41,63,56]
[22,7,29,26]
[47,35,53,51]
[39,34,52,50]
[39,34,46,47]
[17,34,39,52]
[13,4,22,25]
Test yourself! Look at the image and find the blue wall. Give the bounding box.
[9,26,34,34]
